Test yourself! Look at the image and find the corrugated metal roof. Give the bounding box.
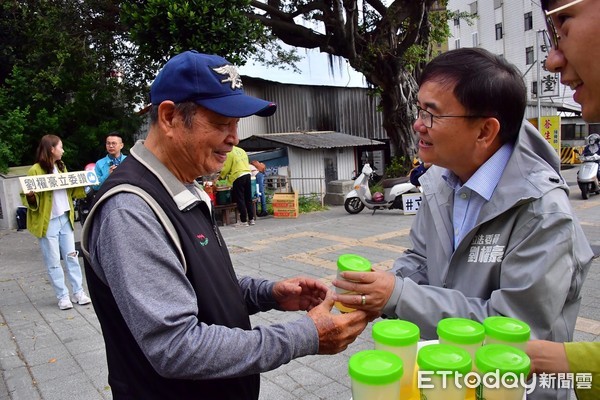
[239,131,384,151]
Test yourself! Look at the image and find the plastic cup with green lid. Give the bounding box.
[349,349,403,400]
[437,317,485,369]
[334,254,371,313]
[373,319,420,398]
[475,344,531,400]
[417,343,472,400]
[483,316,531,351]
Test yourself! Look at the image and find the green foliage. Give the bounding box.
[0,0,476,175]
[0,0,142,170]
[0,80,26,172]
[121,0,267,82]
[369,182,384,195]
[250,33,303,74]
[1,0,289,171]
[298,194,328,214]
[385,156,412,178]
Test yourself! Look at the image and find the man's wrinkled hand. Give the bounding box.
[308,291,379,355]
[332,270,395,313]
[272,277,328,312]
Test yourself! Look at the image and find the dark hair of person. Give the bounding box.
[540,0,550,11]
[419,47,526,144]
[35,134,65,174]
[149,102,197,129]
[105,131,123,141]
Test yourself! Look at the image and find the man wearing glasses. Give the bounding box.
[543,0,598,122]
[524,2,600,399]
[334,47,593,399]
[94,131,127,190]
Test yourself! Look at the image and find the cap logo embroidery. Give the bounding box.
[212,65,243,90]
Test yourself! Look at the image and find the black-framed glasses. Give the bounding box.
[544,0,585,49]
[414,105,492,128]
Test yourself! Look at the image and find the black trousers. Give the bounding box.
[232,174,254,222]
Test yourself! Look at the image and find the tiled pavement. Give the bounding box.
[0,166,598,399]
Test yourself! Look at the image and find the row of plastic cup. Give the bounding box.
[334,254,533,399]
[349,317,532,400]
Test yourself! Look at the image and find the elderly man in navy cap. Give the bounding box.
[81,51,375,399]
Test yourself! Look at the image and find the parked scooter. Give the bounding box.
[344,163,420,214]
[577,134,600,200]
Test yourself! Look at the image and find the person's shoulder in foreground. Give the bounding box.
[82,50,375,400]
[527,340,600,399]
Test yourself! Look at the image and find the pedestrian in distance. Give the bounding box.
[250,159,268,217]
[93,131,127,190]
[20,134,92,310]
[333,47,593,400]
[524,2,600,399]
[220,145,255,226]
[81,50,375,400]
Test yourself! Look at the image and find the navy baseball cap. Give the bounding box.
[150,50,276,118]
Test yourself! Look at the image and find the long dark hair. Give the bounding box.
[35,134,65,174]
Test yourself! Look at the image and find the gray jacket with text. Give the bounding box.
[383,121,593,345]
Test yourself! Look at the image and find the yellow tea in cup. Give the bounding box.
[349,350,403,400]
[334,254,371,313]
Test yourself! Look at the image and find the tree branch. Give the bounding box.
[365,0,388,16]
[248,13,325,49]
[252,0,329,21]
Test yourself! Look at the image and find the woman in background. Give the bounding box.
[21,134,91,310]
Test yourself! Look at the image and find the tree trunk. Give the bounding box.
[379,70,419,166]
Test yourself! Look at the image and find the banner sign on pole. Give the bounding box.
[540,116,561,157]
[538,35,560,98]
[19,170,98,193]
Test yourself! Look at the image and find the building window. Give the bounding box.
[562,124,575,140]
[469,1,478,14]
[495,23,503,40]
[577,124,587,139]
[526,46,534,65]
[532,81,537,96]
[524,12,533,31]
[588,124,600,137]
[454,17,460,26]
[472,32,479,47]
[455,38,461,49]
[494,0,503,9]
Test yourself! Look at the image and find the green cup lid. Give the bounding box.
[437,318,485,344]
[483,316,531,342]
[373,320,420,346]
[417,344,472,376]
[337,254,372,272]
[475,344,531,376]
[348,350,404,385]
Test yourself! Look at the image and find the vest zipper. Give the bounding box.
[210,209,223,247]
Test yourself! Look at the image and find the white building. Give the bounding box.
[447,0,581,125]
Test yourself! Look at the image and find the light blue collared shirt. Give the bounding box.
[442,142,514,249]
